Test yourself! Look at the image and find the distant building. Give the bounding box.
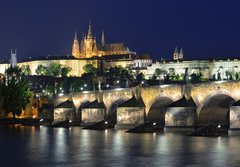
[146,48,240,80]
[0,22,152,77]
[10,49,17,67]
[72,21,135,58]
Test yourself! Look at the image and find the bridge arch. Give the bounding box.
[197,92,236,127]
[147,96,174,125]
[106,98,128,123]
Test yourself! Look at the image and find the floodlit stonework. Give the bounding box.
[54,81,240,127]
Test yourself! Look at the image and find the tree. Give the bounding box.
[136,73,144,83]
[46,63,62,76]
[2,67,32,118]
[83,64,97,76]
[61,67,72,77]
[36,65,46,75]
[21,65,31,75]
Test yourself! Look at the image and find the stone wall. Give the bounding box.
[230,106,240,129]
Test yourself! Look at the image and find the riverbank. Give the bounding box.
[0,118,40,126]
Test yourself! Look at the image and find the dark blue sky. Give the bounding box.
[0,0,240,61]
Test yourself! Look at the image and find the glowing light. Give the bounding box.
[153,122,156,126]
[40,119,44,122]
[84,84,87,87]
[105,121,108,125]
[115,88,123,91]
[69,120,72,123]
[58,93,64,96]
[218,124,221,128]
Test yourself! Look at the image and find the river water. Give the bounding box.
[0,126,239,167]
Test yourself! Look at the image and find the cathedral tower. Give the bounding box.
[101,31,105,46]
[84,21,98,58]
[173,47,179,60]
[72,31,80,58]
[179,48,184,60]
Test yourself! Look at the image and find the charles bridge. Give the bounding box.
[54,81,240,128]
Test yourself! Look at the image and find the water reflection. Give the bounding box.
[0,126,240,166]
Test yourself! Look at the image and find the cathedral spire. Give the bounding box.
[173,47,179,61]
[72,31,80,58]
[179,48,184,60]
[101,31,105,46]
[87,20,93,39]
[74,30,78,40]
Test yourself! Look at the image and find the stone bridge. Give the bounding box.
[54,81,240,125]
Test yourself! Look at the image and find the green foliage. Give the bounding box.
[36,65,47,75]
[21,65,31,75]
[2,67,32,118]
[136,73,144,82]
[46,63,62,76]
[36,63,71,77]
[83,64,97,76]
[105,67,133,82]
[71,79,91,92]
[61,67,72,77]
[153,68,167,77]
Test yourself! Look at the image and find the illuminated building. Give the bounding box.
[72,21,135,58]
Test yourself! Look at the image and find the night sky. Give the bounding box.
[1,0,240,61]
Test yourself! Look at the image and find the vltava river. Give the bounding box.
[0,126,239,167]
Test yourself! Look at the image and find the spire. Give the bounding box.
[179,48,184,60]
[174,47,179,54]
[173,47,179,61]
[72,31,80,58]
[87,20,92,39]
[101,31,105,46]
[74,30,78,40]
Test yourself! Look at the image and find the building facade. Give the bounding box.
[72,22,135,58]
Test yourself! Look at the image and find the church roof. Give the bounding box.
[102,54,135,60]
[118,96,145,107]
[55,100,75,108]
[232,100,240,106]
[82,100,106,109]
[133,54,151,60]
[104,43,128,52]
[167,96,197,107]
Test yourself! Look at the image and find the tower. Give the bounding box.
[87,20,93,39]
[101,31,105,46]
[179,48,184,60]
[173,47,179,60]
[10,49,17,67]
[72,31,80,58]
[84,21,98,58]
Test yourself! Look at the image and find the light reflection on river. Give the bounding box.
[0,126,240,167]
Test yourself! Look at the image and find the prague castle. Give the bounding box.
[1,21,240,81]
[72,22,135,58]
[0,22,152,76]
